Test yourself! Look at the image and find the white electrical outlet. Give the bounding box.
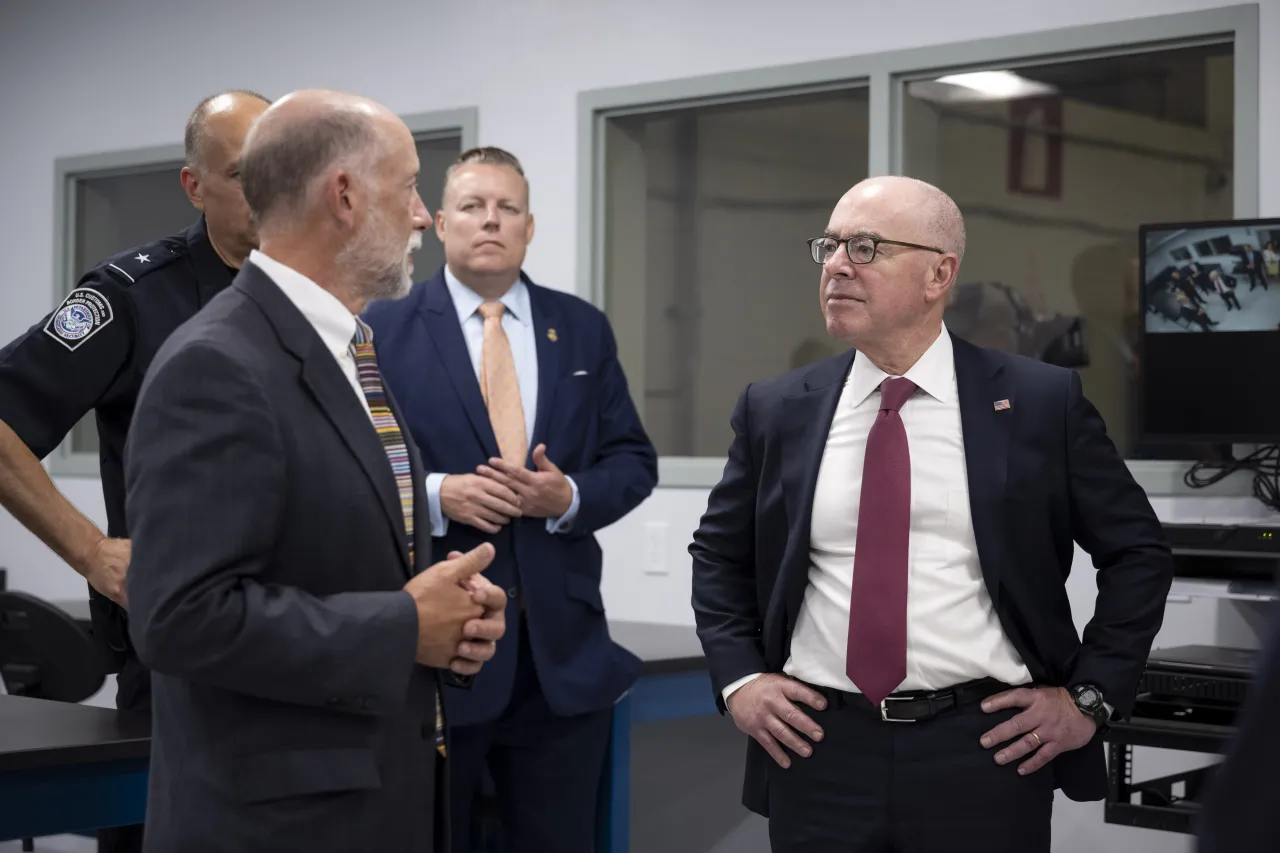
[644,521,668,575]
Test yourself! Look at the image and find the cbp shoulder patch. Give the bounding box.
[43,287,114,351]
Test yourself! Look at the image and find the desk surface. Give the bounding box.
[51,601,709,672]
[0,695,148,773]
[609,621,706,674]
[55,597,91,627]
[2,612,703,774]
[46,601,705,685]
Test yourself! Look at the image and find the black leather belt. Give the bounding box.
[805,677,1015,723]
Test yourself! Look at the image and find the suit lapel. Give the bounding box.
[773,350,855,633]
[952,334,1013,606]
[527,277,561,458]
[239,265,411,576]
[420,274,501,460]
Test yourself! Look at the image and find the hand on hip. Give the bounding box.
[727,673,828,769]
[979,686,1097,775]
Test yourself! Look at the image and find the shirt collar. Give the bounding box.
[248,249,357,354]
[846,324,956,408]
[443,265,530,327]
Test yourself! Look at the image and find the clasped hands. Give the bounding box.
[440,443,572,533]
[727,675,1097,774]
[403,543,508,675]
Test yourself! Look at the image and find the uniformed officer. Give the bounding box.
[0,88,269,853]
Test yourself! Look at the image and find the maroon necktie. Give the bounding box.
[846,377,916,705]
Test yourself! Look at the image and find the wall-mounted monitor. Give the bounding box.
[1138,217,1280,443]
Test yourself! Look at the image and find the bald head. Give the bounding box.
[184,90,271,172]
[238,89,430,312]
[838,176,966,264]
[178,91,270,269]
[239,89,406,229]
[819,176,966,366]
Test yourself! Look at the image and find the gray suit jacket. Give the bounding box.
[1196,611,1280,852]
[124,262,441,852]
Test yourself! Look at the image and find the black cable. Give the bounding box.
[1182,444,1280,513]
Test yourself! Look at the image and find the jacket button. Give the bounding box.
[507,587,518,599]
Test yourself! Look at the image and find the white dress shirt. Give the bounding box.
[724,327,1032,703]
[249,250,371,421]
[424,266,580,537]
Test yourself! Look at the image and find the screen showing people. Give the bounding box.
[1143,222,1280,333]
[1138,217,1280,443]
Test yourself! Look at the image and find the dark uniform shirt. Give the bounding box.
[0,215,234,713]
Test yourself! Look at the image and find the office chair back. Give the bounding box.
[0,591,105,703]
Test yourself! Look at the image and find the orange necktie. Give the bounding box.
[478,302,528,466]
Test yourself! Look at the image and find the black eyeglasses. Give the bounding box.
[807,235,946,265]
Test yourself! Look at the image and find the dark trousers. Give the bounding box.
[449,622,612,853]
[1222,291,1242,310]
[96,655,149,853]
[766,683,1055,853]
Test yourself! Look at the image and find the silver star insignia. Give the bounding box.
[135,254,150,264]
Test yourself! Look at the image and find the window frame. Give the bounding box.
[579,4,1260,495]
[47,107,479,477]
[50,142,187,476]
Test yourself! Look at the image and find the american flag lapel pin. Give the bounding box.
[993,399,1011,411]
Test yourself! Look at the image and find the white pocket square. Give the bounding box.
[572,370,588,376]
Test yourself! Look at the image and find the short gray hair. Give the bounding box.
[240,109,382,226]
[892,176,966,265]
[184,90,270,170]
[444,146,529,205]
[928,187,967,265]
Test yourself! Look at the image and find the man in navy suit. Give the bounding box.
[689,176,1173,852]
[363,146,658,853]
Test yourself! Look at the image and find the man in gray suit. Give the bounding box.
[124,90,507,853]
[1196,612,1280,852]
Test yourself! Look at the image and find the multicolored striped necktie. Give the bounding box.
[350,318,445,756]
[351,318,415,564]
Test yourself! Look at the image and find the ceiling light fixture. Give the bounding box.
[909,70,1058,103]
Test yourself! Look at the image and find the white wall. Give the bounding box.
[608,94,869,457]
[616,80,1236,462]
[2,2,1278,850]
[2,0,1275,610]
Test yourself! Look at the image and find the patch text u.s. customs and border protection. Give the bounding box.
[43,287,114,352]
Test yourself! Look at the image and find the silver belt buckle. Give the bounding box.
[880,695,915,722]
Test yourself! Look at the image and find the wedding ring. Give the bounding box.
[1030,731,1042,747]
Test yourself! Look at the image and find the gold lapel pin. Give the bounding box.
[547,328,558,342]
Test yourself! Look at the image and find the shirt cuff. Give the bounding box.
[426,473,449,538]
[722,672,764,706]
[545,475,580,535]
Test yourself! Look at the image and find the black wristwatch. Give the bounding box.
[1069,683,1109,727]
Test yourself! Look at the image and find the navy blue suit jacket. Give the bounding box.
[363,269,658,726]
[689,334,1173,814]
